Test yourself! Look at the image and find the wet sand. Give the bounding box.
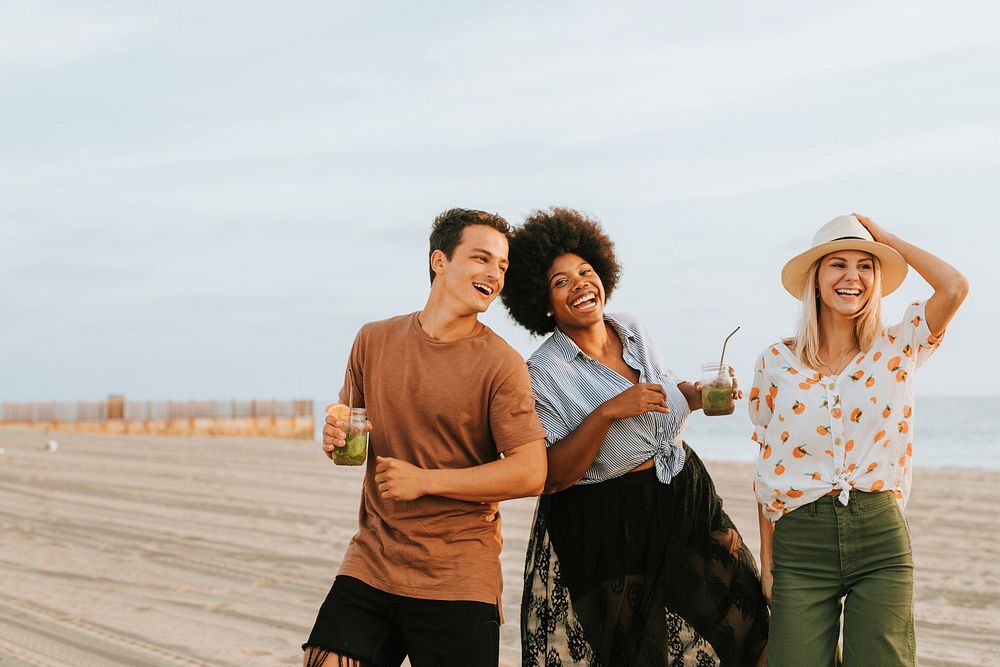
[0,430,996,666]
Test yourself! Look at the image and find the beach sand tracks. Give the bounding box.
[0,594,215,667]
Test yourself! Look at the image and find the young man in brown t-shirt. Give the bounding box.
[303,209,548,667]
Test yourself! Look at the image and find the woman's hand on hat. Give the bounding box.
[852,212,891,245]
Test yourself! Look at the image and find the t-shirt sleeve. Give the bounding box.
[748,352,773,446]
[488,361,547,455]
[893,299,944,370]
[337,327,366,408]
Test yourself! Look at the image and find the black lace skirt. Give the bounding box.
[520,444,768,667]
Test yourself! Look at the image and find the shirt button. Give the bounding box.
[658,427,664,433]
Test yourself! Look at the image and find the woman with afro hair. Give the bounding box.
[503,208,768,666]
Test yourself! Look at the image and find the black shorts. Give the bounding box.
[303,575,501,667]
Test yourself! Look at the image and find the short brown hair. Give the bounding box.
[428,209,511,284]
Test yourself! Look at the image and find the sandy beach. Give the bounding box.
[0,429,996,666]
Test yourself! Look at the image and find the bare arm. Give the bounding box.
[677,381,702,412]
[543,383,670,494]
[855,213,969,336]
[374,439,547,503]
[757,502,774,605]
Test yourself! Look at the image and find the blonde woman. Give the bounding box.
[750,213,968,666]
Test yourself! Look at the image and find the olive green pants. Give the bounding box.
[767,491,915,667]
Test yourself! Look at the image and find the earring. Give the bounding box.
[546,311,552,317]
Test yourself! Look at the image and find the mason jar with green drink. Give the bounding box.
[701,362,735,416]
[336,407,369,466]
[325,403,369,466]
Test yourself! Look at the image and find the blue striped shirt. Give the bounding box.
[526,313,690,485]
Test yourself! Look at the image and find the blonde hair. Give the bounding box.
[785,255,883,370]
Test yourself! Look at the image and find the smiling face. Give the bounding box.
[431,224,509,315]
[816,250,877,317]
[546,253,605,332]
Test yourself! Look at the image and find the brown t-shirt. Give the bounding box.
[335,312,546,606]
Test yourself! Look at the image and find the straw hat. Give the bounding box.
[781,214,908,299]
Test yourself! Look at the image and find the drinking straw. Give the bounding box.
[346,366,353,411]
[718,326,741,375]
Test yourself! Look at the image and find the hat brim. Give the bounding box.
[781,239,908,299]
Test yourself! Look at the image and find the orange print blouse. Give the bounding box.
[750,300,943,523]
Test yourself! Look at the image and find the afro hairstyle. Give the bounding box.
[502,207,621,336]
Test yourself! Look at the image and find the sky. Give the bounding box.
[1,0,998,406]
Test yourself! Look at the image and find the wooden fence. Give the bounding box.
[1,399,313,422]
[0,396,315,439]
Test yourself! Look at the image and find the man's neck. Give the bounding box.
[418,291,483,342]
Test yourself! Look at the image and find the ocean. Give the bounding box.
[685,395,1000,470]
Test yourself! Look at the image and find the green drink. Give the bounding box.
[334,408,369,466]
[325,403,369,466]
[701,363,734,416]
